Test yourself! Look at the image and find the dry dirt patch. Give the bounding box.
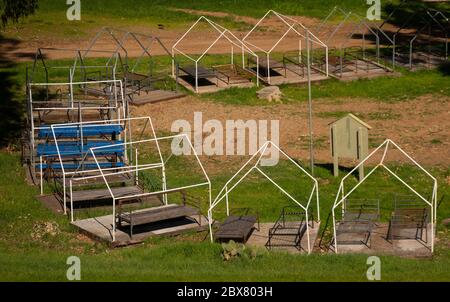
[132,94,450,169]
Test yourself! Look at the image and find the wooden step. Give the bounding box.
[69,186,143,203]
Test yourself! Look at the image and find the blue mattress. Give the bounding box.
[38,124,124,139]
[36,161,125,170]
[36,140,125,157]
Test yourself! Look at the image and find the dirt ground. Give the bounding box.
[131,94,450,170]
[2,9,382,62]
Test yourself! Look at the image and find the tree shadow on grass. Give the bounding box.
[0,34,35,148]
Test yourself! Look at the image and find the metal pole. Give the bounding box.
[306,30,314,175]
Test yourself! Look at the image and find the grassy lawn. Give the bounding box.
[4,0,440,40]
[200,68,450,105]
[0,149,449,281]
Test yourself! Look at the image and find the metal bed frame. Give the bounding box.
[266,206,314,251]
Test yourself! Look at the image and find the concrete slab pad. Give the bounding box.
[246,221,321,254]
[334,223,433,257]
[71,206,209,247]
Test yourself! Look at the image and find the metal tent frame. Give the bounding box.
[84,27,181,99]
[172,16,260,92]
[315,7,395,75]
[208,141,320,254]
[390,9,449,69]
[242,10,329,84]
[42,116,154,215]
[331,139,438,254]
[73,132,211,242]
[28,47,122,85]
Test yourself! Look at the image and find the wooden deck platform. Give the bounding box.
[245,221,321,254]
[69,186,143,203]
[130,90,186,105]
[37,190,162,214]
[71,205,209,247]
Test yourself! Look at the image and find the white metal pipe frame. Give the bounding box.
[208,141,320,254]
[331,139,438,254]
[172,16,261,92]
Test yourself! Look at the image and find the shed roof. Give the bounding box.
[329,113,372,129]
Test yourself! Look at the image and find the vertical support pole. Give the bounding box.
[332,209,338,253]
[70,180,74,222]
[171,50,175,77]
[175,63,179,91]
[299,39,302,63]
[112,197,116,242]
[208,209,214,242]
[357,128,364,182]
[63,174,67,214]
[306,30,314,176]
[241,46,245,68]
[162,165,168,205]
[332,125,338,177]
[40,156,43,195]
[231,46,234,65]
[195,61,199,93]
[225,186,229,216]
[393,36,396,69]
[135,148,139,185]
[266,53,271,84]
[305,209,311,254]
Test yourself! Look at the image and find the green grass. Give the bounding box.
[201,68,450,105]
[1,0,414,40]
[0,150,449,281]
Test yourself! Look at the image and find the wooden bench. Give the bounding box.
[214,209,259,243]
[116,190,202,239]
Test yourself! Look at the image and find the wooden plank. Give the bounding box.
[72,213,209,246]
[70,186,143,202]
[120,205,199,225]
[214,215,257,241]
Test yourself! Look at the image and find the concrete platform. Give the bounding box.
[71,205,209,247]
[256,65,329,86]
[334,223,433,258]
[175,75,254,94]
[331,59,395,81]
[246,221,321,254]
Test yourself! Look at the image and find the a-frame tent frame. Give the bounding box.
[208,141,320,254]
[172,16,260,92]
[243,10,329,84]
[331,139,438,253]
[315,6,395,71]
[392,9,449,69]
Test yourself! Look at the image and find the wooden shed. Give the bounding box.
[329,113,371,180]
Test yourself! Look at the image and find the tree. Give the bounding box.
[0,0,38,27]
